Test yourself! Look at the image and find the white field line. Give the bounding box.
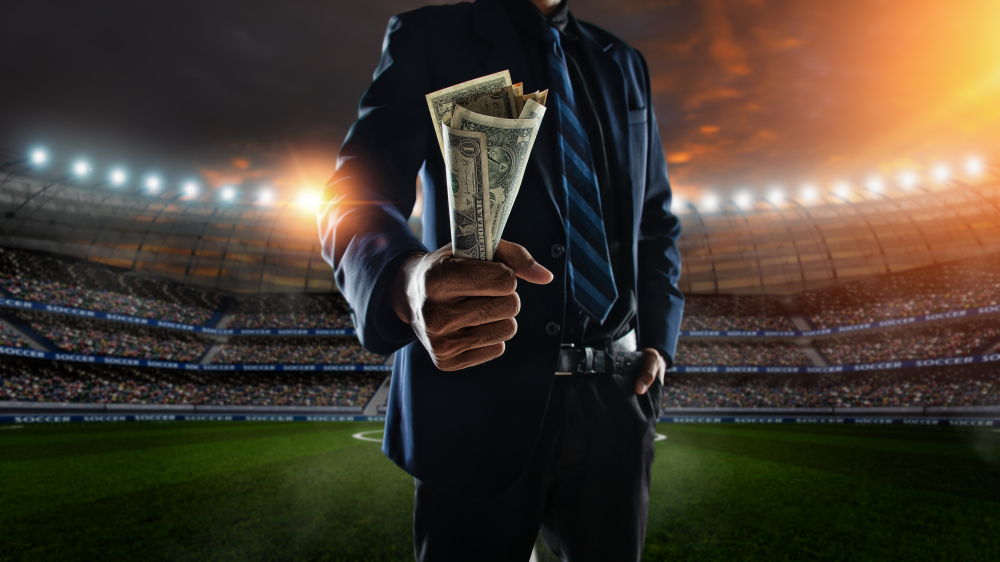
[0,425,24,430]
[654,433,667,441]
[352,430,384,443]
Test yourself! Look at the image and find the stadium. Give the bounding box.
[3,0,1000,560]
[2,147,999,560]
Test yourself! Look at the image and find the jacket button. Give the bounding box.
[545,322,561,336]
[550,244,565,258]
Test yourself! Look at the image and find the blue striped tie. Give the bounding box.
[544,27,618,323]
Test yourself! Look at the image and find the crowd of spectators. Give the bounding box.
[0,324,28,348]
[0,247,221,325]
[681,295,796,332]
[11,310,210,362]
[212,336,385,365]
[796,253,1000,329]
[818,317,1000,365]
[660,364,1000,408]
[226,294,352,330]
[675,340,811,366]
[0,359,382,407]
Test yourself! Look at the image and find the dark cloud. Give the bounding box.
[2,0,998,200]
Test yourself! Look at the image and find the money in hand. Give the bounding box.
[425,70,519,159]
[441,124,492,261]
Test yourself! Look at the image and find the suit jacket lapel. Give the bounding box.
[573,19,636,244]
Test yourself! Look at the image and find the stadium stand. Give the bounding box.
[0,247,222,325]
[796,252,1000,329]
[0,323,28,348]
[9,309,210,362]
[681,295,795,331]
[225,293,352,329]
[675,340,812,366]
[661,364,1000,408]
[212,336,385,365]
[0,359,381,407]
[817,317,1000,365]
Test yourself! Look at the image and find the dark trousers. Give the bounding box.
[413,368,664,562]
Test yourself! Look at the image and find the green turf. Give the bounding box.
[1,422,998,561]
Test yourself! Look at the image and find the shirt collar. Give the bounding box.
[500,0,575,38]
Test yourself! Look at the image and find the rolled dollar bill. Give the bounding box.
[425,70,518,159]
[442,123,493,261]
[451,105,543,257]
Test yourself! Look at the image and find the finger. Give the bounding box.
[635,349,664,395]
[430,318,517,359]
[426,258,518,299]
[423,293,520,334]
[494,240,553,285]
[435,342,506,371]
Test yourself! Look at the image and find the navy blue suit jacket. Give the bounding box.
[318,0,683,499]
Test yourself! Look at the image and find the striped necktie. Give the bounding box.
[544,26,618,323]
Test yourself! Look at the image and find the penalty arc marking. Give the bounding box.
[352,430,384,443]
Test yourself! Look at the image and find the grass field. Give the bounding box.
[2,422,999,562]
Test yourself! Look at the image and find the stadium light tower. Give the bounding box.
[221,186,236,201]
[700,193,719,212]
[833,181,851,199]
[298,190,321,210]
[965,157,983,176]
[800,184,818,204]
[767,188,784,205]
[865,176,884,193]
[145,175,161,194]
[932,164,950,182]
[30,148,48,166]
[110,168,127,186]
[182,181,199,198]
[734,191,752,208]
[671,195,686,213]
[899,171,918,190]
[259,189,274,205]
[72,159,91,177]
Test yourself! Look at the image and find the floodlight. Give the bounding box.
[965,157,983,176]
[221,186,236,201]
[899,171,918,189]
[298,191,321,209]
[802,183,817,203]
[734,191,752,208]
[932,164,949,182]
[767,189,784,205]
[145,176,161,193]
[701,193,718,211]
[73,160,91,177]
[833,182,851,199]
[259,189,273,204]
[182,181,199,197]
[865,176,884,193]
[30,149,48,165]
[671,196,686,212]
[110,168,127,186]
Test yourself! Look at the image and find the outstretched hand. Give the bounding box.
[390,240,552,371]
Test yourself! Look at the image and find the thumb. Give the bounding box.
[494,240,553,285]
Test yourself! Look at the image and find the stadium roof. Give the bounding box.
[2,150,998,295]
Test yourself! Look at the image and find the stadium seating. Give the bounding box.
[796,253,1000,329]
[0,247,221,325]
[681,295,796,331]
[212,336,385,365]
[661,364,1000,408]
[225,293,352,329]
[10,310,210,362]
[817,317,1000,365]
[675,340,812,366]
[0,359,381,407]
[0,324,28,348]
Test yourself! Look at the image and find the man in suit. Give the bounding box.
[318,0,683,559]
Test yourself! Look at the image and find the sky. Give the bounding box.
[1,0,998,205]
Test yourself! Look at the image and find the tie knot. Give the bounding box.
[543,26,561,47]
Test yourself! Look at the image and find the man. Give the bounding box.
[318,0,683,559]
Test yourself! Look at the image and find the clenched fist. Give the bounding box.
[390,240,553,371]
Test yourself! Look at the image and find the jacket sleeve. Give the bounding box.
[634,52,685,368]
[316,14,430,355]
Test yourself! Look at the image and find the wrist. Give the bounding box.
[390,254,424,323]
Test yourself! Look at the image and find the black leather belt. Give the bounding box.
[555,347,644,375]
